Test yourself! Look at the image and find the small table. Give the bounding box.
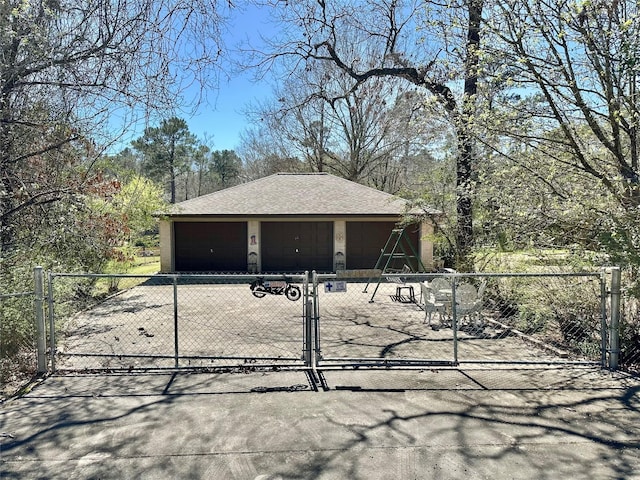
[392,285,416,303]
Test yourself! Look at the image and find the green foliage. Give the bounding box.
[515,305,548,335]
[481,251,603,358]
[0,0,229,394]
[476,1,640,277]
[210,150,242,189]
[620,291,640,369]
[132,117,198,203]
[94,253,160,296]
[0,295,34,360]
[98,175,167,244]
[0,263,39,389]
[402,152,458,268]
[496,277,601,357]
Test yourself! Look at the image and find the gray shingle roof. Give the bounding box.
[164,173,431,217]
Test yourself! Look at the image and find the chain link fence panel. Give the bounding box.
[1,292,37,397]
[313,275,455,366]
[620,289,640,373]
[48,273,308,372]
[46,269,610,374]
[454,272,606,365]
[313,271,606,367]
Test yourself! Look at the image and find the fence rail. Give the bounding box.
[0,292,34,300]
[3,267,636,381]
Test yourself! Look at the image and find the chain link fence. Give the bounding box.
[47,273,309,371]
[1,291,37,395]
[620,269,640,373]
[5,267,640,387]
[1,266,46,399]
[313,271,607,367]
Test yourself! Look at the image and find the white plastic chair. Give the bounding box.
[429,277,452,303]
[454,281,486,327]
[420,282,448,326]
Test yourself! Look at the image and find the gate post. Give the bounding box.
[609,267,621,370]
[452,277,458,365]
[47,272,56,373]
[600,270,608,368]
[312,271,321,367]
[304,297,313,367]
[34,266,47,374]
[301,271,309,366]
[173,275,179,368]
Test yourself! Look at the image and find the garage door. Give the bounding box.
[174,222,247,272]
[262,222,333,272]
[346,222,420,270]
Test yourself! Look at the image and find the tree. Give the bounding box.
[210,150,243,189]
[1,0,229,256]
[109,176,167,244]
[132,117,198,203]
[0,0,230,383]
[97,148,142,183]
[193,144,212,197]
[238,126,307,179]
[255,65,431,192]
[256,0,485,269]
[481,0,640,268]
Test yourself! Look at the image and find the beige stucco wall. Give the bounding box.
[159,219,172,273]
[419,220,435,271]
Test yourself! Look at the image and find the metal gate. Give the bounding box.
[47,273,310,371]
[47,270,612,373]
[312,271,609,369]
[312,272,456,367]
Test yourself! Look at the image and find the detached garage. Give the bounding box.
[159,173,438,273]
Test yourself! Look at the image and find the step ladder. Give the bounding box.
[363,227,427,303]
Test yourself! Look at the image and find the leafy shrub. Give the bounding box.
[1,269,38,395]
[620,293,640,371]
[479,251,603,358]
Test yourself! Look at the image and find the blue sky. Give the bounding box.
[107,5,275,155]
[180,5,276,152]
[186,73,267,152]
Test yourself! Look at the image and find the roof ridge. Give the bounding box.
[325,174,398,198]
[164,171,438,216]
[278,172,399,199]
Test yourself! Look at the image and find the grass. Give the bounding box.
[127,255,161,275]
[93,255,161,297]
[475,248,603,273]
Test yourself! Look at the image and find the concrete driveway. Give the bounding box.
[2,366,640,479]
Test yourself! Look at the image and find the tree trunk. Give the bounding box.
[455,0,483,271]
[170,165,176,204]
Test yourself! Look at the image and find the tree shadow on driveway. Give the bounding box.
[1,368,639,479]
